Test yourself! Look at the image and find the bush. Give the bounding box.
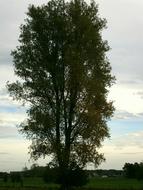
[63,168,88,187]
[43,165,88,187]
[123,162,143,180]
[43,167,59,184]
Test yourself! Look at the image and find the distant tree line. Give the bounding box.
[0,165,124,185]
[95,169,123,177]
[123,162,143,180]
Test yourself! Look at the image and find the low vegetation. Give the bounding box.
[0,176,143,190]
[0,164,143,190]
[85,177,143,190]
[123,162,143,180]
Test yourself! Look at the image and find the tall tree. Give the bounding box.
[8,0,115,187]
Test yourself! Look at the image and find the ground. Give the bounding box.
[0,177,143,189]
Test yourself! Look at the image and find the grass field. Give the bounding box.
[0,177,142,190]
[85,177,143,190]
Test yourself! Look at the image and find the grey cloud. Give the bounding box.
[113,110,143,120]
[110,47,143,87]
[0,119,22,127]
[0,111,26,128]
[113,110,138,120]
[0,0,48,68]
[1,0,143,86]
[0,88,8,96]
[0,65,16,88]
[0,152,10,155]
[0,126,20,139]
[111,77,143,92]
[0,97,10,102]
[119,80,139,85]
[119,79,143,87]
[134,91,143,99]
[0,50,12,66]
[0,87,25,108]
[137,113,143,117]
[108,131,143,149]
[120,152,143,155]
[96,0,143,88]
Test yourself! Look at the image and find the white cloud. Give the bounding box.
[99,147,143,170]
[0,138,48,172]
[109,85,143,114]
[113,110,143,120]
[113,110,136,120]
[99,130,143,169]
[0,112,26,126]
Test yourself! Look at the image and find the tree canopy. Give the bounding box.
[7,0,115,187]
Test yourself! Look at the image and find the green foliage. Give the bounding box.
[123,162,143,180]
[1,175,143,189]
[58,167,88,187]
[3,173,8,183]
[43,166,88,187]
[10,172,23,187]
[29,165,46,177]
[7,0,115,188]
[43,167,58,184]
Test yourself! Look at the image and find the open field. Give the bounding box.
[0,177,59,189]
[0,177,142,190]
[84,177,143,190]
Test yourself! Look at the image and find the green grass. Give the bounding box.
[0,177,59,189]
[0,177,143,190]
[84,177,143,190]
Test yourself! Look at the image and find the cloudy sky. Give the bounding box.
[0,0,143,171]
